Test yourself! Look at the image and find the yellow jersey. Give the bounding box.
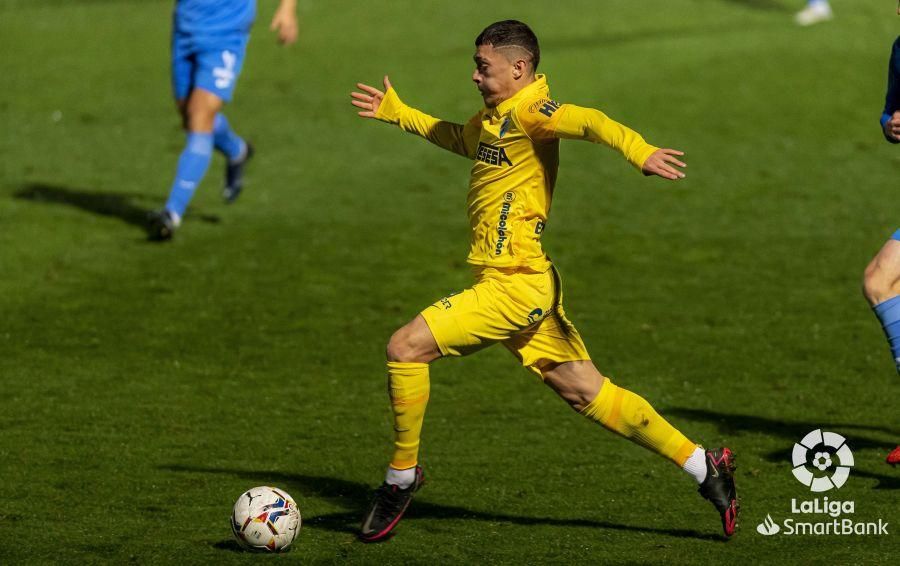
[375,74,658,270]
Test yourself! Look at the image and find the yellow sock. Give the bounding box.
[387,361,430,470]
[581,379,697,467]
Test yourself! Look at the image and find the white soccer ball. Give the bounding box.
[231,486,301,552]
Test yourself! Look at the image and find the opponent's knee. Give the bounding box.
[185,94,220,132]
[186,107,216,132]
[863,260,895,306]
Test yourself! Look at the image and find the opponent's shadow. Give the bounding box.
[13,182,219,229]
[160,464,725,543]
[667,408,900,490]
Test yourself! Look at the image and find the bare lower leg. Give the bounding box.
[182,88,222,133]
[541,360,605,412]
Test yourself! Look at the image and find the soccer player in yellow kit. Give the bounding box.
[350,20,739,541]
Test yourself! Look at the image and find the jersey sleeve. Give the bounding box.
[516,98,659,171]
[881,37,900,144]
[375,87,481,158]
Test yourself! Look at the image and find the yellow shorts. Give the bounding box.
[420,265,591,376]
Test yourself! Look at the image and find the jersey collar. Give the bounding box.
[492,74,549,117]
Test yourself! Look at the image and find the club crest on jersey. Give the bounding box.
[499,117,511,138]
[476,142,513,167]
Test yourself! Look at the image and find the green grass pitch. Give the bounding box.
[0,0,897,563]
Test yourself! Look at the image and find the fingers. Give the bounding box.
[649,149,686,179]
[383,75,392,92]
[652,162,682,180]
[351,81,387,118]
[646,158,684,180]
[664,154,687,168]
[280,28,298,45]
[886,119,900,140]
[660,148,687,167]
[356,82,383,97]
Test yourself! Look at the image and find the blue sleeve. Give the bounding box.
[882,37,900,144]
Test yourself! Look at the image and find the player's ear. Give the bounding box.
[512,59,525,79]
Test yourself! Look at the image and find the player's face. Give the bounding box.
[472,44,517,108]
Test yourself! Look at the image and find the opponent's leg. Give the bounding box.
[863,237,900,374]
[213,113,253,203]
[541,360,738,536]
[360,315,440,542]
[150,89,222,240]
[862,235,900,465]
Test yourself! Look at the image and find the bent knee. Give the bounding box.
[863,262,894,305]
[386,330,419,363]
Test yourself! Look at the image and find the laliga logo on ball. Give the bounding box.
[791,429,853,492]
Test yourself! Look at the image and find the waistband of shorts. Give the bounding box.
[471,264,551,278]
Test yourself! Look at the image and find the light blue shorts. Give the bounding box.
[171,31,249,103]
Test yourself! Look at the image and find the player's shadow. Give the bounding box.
[13,182,220,229]
[667,408,900,490]
[161,464,725,543]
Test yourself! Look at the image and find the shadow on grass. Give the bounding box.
[212,539,245,553]
[161,465,725,543]
[718,0,789,12]
[13,182,220,229]
[668,408,900,490]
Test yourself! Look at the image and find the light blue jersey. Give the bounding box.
[174,0,256,35]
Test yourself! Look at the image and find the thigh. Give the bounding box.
[503,298,591,377]
[193,33,249,103]
[420,274,537,358]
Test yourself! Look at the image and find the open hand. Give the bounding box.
[642,148,686,180]
[884,110,900,142]
[351,76,392,118]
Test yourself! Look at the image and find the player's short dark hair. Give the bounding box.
[475,20,540,71]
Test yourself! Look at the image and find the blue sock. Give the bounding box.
[164,132,214,219]
[873,295,900,374]
[213,113,245,162]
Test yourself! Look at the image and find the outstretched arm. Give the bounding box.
[351,76,480,158]
[518,100,686,180]
[270,0,298,45]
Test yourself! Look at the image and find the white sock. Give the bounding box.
[682,447,707,484]
[385,466,416,489]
